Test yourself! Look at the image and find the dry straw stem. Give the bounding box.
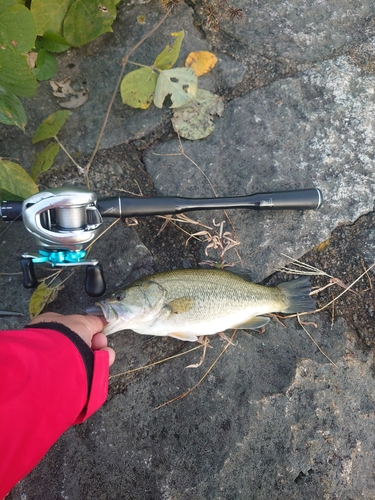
[154,330,237,410]
[109,342,207,379]
[152,136,243,265]
[84,9,172,187]
[280,255,375,367]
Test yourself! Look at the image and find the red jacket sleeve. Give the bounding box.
[0,324,109,498]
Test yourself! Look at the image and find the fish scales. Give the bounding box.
[94,269,315,341]
[151,270,287,319]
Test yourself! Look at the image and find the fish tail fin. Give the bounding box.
[278,277,316,314]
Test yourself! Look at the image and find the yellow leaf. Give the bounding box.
[315,238,331,252]
[185,51,217,77]
[29,281,62,319]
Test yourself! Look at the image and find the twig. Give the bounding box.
[84,10,171,187]
[154,330,237,410]
[109,343,206,379]
[299,261,375,317]
[54,135,84,175]
[297,314,338,368]
[361,258,373,290]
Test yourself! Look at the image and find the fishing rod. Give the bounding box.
[0,186,323,296]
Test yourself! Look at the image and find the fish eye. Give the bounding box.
[114,292,125,301]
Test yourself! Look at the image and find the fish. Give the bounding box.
[91,269,315,341]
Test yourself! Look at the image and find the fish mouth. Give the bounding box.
[89,301,129,336]
[86,304,106,317]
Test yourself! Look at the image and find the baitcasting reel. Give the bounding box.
[0,185,323,297]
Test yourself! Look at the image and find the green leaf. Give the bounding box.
[0,84,27,129]
[63,0,118,47]
[153,67,197,109]
[32,48,58,81]
[120,67,157,109]
[32,109,70,143]
[154,30,184,71]
[30,0,74,37]
[29,280,62,319]
[0,44,38,97]
[0,4,37,53]
[35,31,70,53]
[31,142,59,180]
[171,89,224,140]
[0,0,18,15]
[0,159,38,202]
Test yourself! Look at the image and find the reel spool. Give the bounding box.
[21,186,106,297]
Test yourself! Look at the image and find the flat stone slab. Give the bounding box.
[10,315,375,499]
[145,56,375,281]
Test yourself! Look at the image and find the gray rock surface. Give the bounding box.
[1,0,375,498]
[145,56,375,280]
[11,316,368,500]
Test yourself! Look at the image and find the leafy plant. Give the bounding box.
[0,109,71,201]
[0,0,120,130]
[120,30,224,140]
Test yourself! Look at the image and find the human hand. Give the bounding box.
[28,312,115,366]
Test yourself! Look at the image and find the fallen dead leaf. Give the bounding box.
[50,78,89,109]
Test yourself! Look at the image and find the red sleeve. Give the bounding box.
[0,325,109,498]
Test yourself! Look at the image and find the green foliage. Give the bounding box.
[0,4,37,52]
[63,0,119,47]
[120,30,224,140]
[32,109,70,143]
[0,109,70,202]
[30,0,73,36]
[32,49,58,81]
[153,30,184,70]
[0,45,38,97]
[153,67,197,108]
[0,0,119,129]
[31,142,60,180]
[120,67,158,109]
[0,85,27,130]
[29,280,63,319]
[0,159,38,201]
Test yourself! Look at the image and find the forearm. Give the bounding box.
[0,323,109,497]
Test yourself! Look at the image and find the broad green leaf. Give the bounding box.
[29,280,62,318]
[0,0,18,15]
[0,44,38,96]
[153,67,197,109]
[0,159,38,202]
[32,109,70,143]
[0,4,37,53]
[32,49,58,81]
[63,0,118,47]
[171,89,224,140]
[0,84,26,129]
[35,31,70,53]
[154,30,184,71]
[30,0,73,37]
[120,67,157,109]
[31,142,59,180]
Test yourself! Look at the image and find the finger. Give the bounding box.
[101,346,116,366]
[91,332,108,350]
[28,313,106,347]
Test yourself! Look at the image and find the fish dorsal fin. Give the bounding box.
[166,297,194,314]
[234,316,270,330]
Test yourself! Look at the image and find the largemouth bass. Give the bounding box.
[92,269,315,341]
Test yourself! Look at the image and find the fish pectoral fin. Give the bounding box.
[234,316,270,331]
[168,331,199,342]
[166,297,194,314]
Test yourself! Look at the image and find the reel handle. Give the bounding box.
[20,257,38,289]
